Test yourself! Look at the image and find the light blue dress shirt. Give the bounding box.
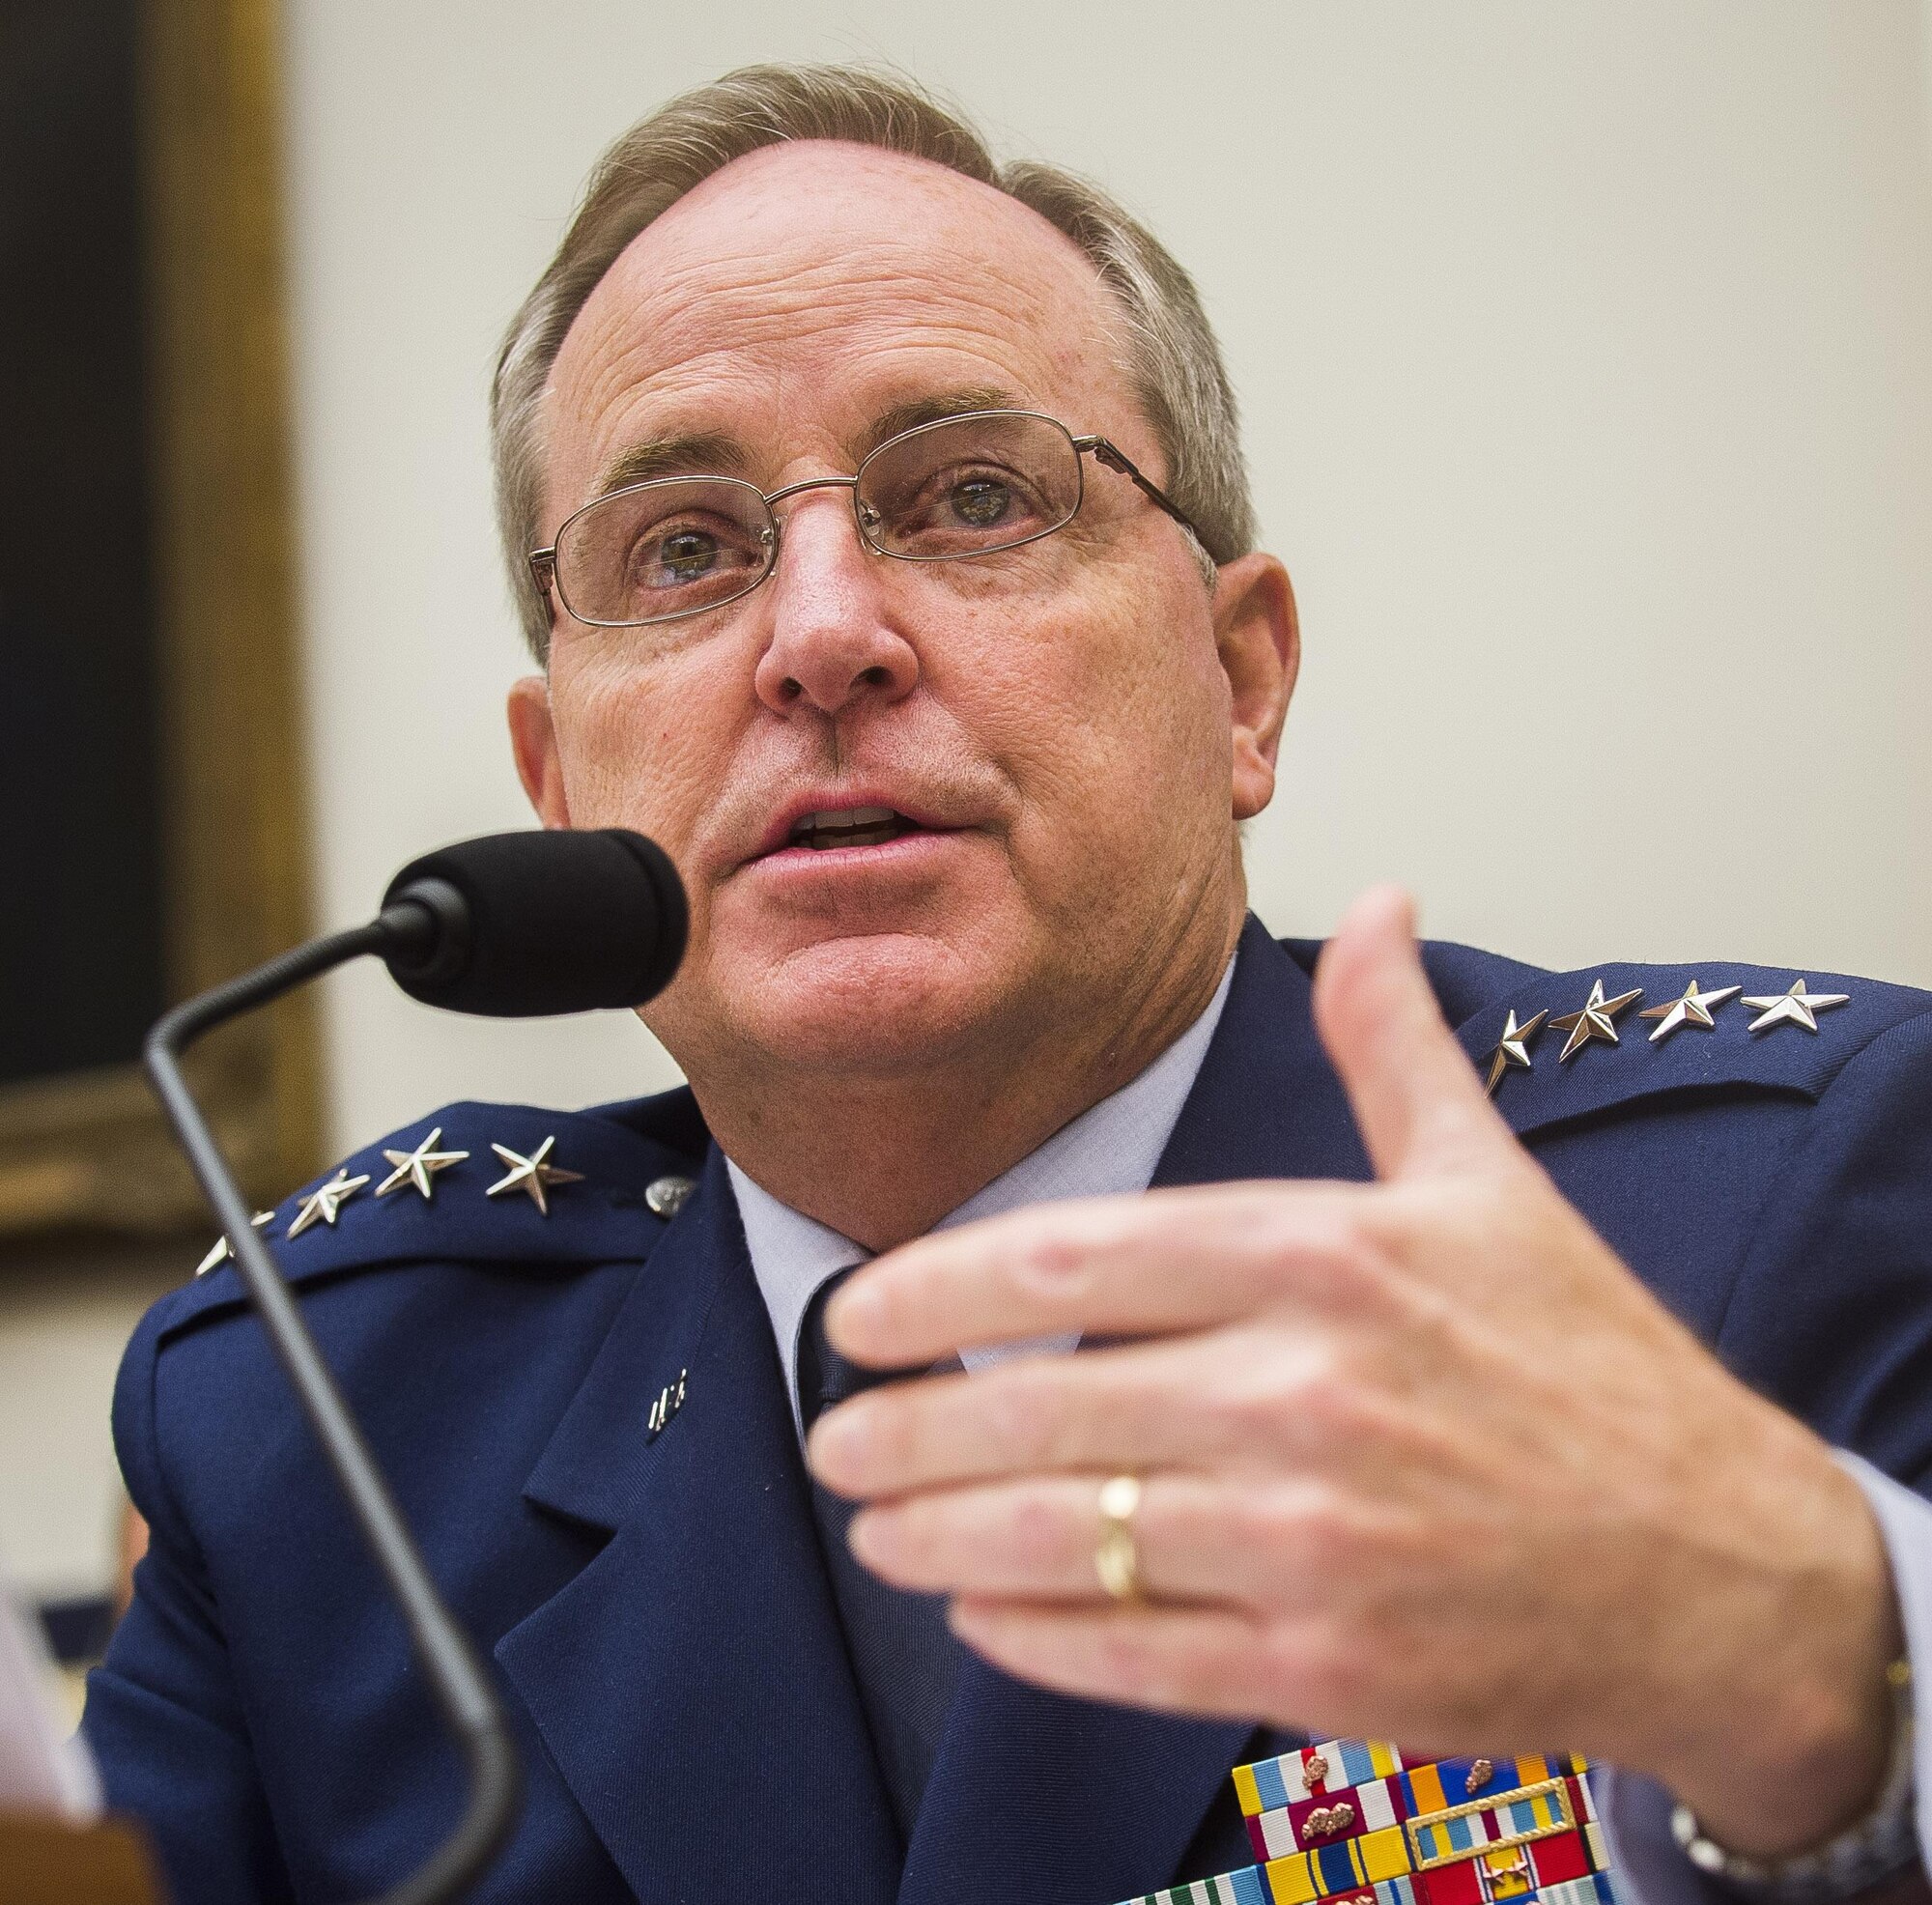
[727,952,1236,1438]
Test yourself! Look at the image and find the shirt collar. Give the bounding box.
[725,951,1238,1437]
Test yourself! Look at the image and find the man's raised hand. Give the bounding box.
[807,887,1899,1860]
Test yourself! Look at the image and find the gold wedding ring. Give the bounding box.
[1094,1473,1145,1603]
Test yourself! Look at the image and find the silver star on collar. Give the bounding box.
[1549,981,1643,1062]
[287,1168,371,1238]
[1638,981,1741,1044]
[1740,979,1850,1035]
[196,1208,276,1276]
[375,1127,470,1201]
[1483,1009,1548,1095]
[485,1136,584,1216]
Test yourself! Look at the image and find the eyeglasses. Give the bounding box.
[528,408,1206,631]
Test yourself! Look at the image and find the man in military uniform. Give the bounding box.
[83,65,1932,1905]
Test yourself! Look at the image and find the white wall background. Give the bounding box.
[6,0,1932,1610]
[0,1251,173,1606]
[283,0,1932,1160]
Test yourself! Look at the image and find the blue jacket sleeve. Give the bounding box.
[1716,1007,1932,1481]
[79,1298,294,1904]
[1610,1007,1932,1904]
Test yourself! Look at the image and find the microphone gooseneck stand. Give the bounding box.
[143,901,521,1905]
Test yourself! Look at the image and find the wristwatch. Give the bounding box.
[1671,1661,1918,1899]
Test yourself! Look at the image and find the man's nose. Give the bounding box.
[752,490,920,719]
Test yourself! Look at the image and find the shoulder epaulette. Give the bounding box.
[161,1094,706,1339]
[1455,959,1932,1136]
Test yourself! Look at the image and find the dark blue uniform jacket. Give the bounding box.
[82,920,1932,1904]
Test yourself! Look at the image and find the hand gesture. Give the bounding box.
[808,887,1900,1858]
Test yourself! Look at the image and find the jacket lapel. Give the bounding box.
[899,921,1371,1904]
[1151,916,1372,1193]
[497,1148,900,1905]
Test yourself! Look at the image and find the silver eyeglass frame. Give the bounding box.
[526,408,1207,630]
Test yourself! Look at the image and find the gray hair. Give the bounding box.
[491,63,1257,661]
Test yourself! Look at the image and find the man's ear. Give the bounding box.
[507,674,573,828]
[1212,552,1299,821]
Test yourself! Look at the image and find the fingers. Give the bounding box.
[825,1180,1377,1371]
[809,1324,1394,1500]
[947,1595,1280,1721]
[848,1468,1349,1610]
[811,1343,1197,1499]
[1312,884,1517,1181]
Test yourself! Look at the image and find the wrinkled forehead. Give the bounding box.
[541,142,1140,520]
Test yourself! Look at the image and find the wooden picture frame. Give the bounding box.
[0,0,319,1239]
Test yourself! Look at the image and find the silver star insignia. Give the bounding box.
[196,1208,276,1276]
[1549,980,1643,1062]
[287,1168,371,1238]
[376,1127,470,1200]
[1740,979,1851,1035]
[1637,980,1741,1044]
[485,1136,584,1216]
[1483,1009,1548,1095]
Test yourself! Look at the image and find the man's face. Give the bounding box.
[512,141,1293,1087]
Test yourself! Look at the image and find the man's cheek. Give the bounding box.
[554,681,708,840]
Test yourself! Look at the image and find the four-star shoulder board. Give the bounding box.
[1122,1740,1615,1905]
[193,1123,697,1276]
[1481,973,1851,1098]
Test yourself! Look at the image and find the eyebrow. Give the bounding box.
[592,431,751,498]
[588,385,1029,502]
[864,385,1024,450]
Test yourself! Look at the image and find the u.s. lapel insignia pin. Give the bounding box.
[647,1368,688,1441]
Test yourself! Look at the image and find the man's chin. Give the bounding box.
[712,926,1031,1076]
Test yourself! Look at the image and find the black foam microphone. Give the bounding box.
[381,828,689,1016]
[141,829,688,1905]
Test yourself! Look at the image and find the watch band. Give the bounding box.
[1671,1661,1918,1900]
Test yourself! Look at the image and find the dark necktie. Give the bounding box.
[796,1267,964,1843]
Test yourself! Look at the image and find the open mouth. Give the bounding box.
[785,805,923,851]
